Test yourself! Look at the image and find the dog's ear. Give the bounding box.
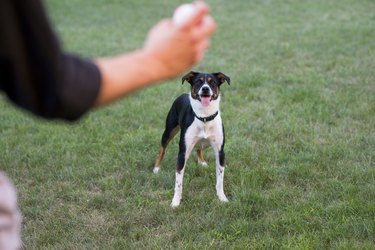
[182,71,198,84]
[214,72,231,85]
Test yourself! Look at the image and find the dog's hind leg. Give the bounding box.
[154,105,180,173]
[154,126,180,173]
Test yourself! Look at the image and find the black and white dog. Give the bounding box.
[153,71,230,207]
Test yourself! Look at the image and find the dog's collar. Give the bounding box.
[193,110,219,123]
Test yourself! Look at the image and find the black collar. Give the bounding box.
[193,110,219,123]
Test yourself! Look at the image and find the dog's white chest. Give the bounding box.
[198,124,209,139]
[185,117,223,147]
[202,123,216,139]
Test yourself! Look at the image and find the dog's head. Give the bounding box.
[182,71,230,107]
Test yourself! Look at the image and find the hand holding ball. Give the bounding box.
[172,3,197,27]
[168,2,215,65]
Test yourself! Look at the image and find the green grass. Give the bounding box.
[1,0,374,248]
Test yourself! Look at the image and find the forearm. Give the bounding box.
[94,50,168,106]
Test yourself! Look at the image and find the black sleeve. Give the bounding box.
[0,0,101,121]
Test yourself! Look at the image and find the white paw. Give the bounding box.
[171,197,181,208]
[153,167,160,174]
[218,194,229,203]
[198,160,208,167]
[171,200,180,208]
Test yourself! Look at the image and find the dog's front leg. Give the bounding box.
[171,130,196,208]
[171,149,188,208]
[171,167,185,208]
[216,162,228,202]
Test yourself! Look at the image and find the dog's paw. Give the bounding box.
[198,160,208,167]
[218,194,229,203]
[171,195,181,208]
[171,199,181,208]
[153,166,160,174]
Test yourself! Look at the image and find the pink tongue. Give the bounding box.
[201,97,211,106]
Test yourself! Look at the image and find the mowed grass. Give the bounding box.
[1,0,374,248]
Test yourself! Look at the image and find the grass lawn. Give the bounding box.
[1,0,374,248]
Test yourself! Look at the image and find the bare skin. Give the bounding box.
[95,2,216,106]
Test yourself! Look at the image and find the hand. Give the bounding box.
[142,1,216,79]
[94,2,216,106]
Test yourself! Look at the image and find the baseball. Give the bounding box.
[173,3,197,27]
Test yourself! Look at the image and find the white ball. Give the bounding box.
[173,4,196,27]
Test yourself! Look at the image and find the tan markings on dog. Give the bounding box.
[207,77,212,83]
[196,148,205,162]
[200,77,204,82]
[192,86,197,97]
[154,147,166,168]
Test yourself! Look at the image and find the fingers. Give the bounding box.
[195,51,205,63]
[191,6,215,62]
[197,38,211,53]
[191,15,215,62]
[179,1,210,30]
[192,15,216,40]
[195,38,211,62]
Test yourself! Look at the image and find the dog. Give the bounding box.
[153,71,230,207]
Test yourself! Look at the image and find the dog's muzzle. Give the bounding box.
[199,86,213,107]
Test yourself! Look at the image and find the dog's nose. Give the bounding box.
[202,86,210,93]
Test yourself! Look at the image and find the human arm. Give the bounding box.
[0,0,215,119]
[0,0,101,120]
[94,2,216,106]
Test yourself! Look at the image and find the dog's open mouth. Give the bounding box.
[200,95,212,107]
